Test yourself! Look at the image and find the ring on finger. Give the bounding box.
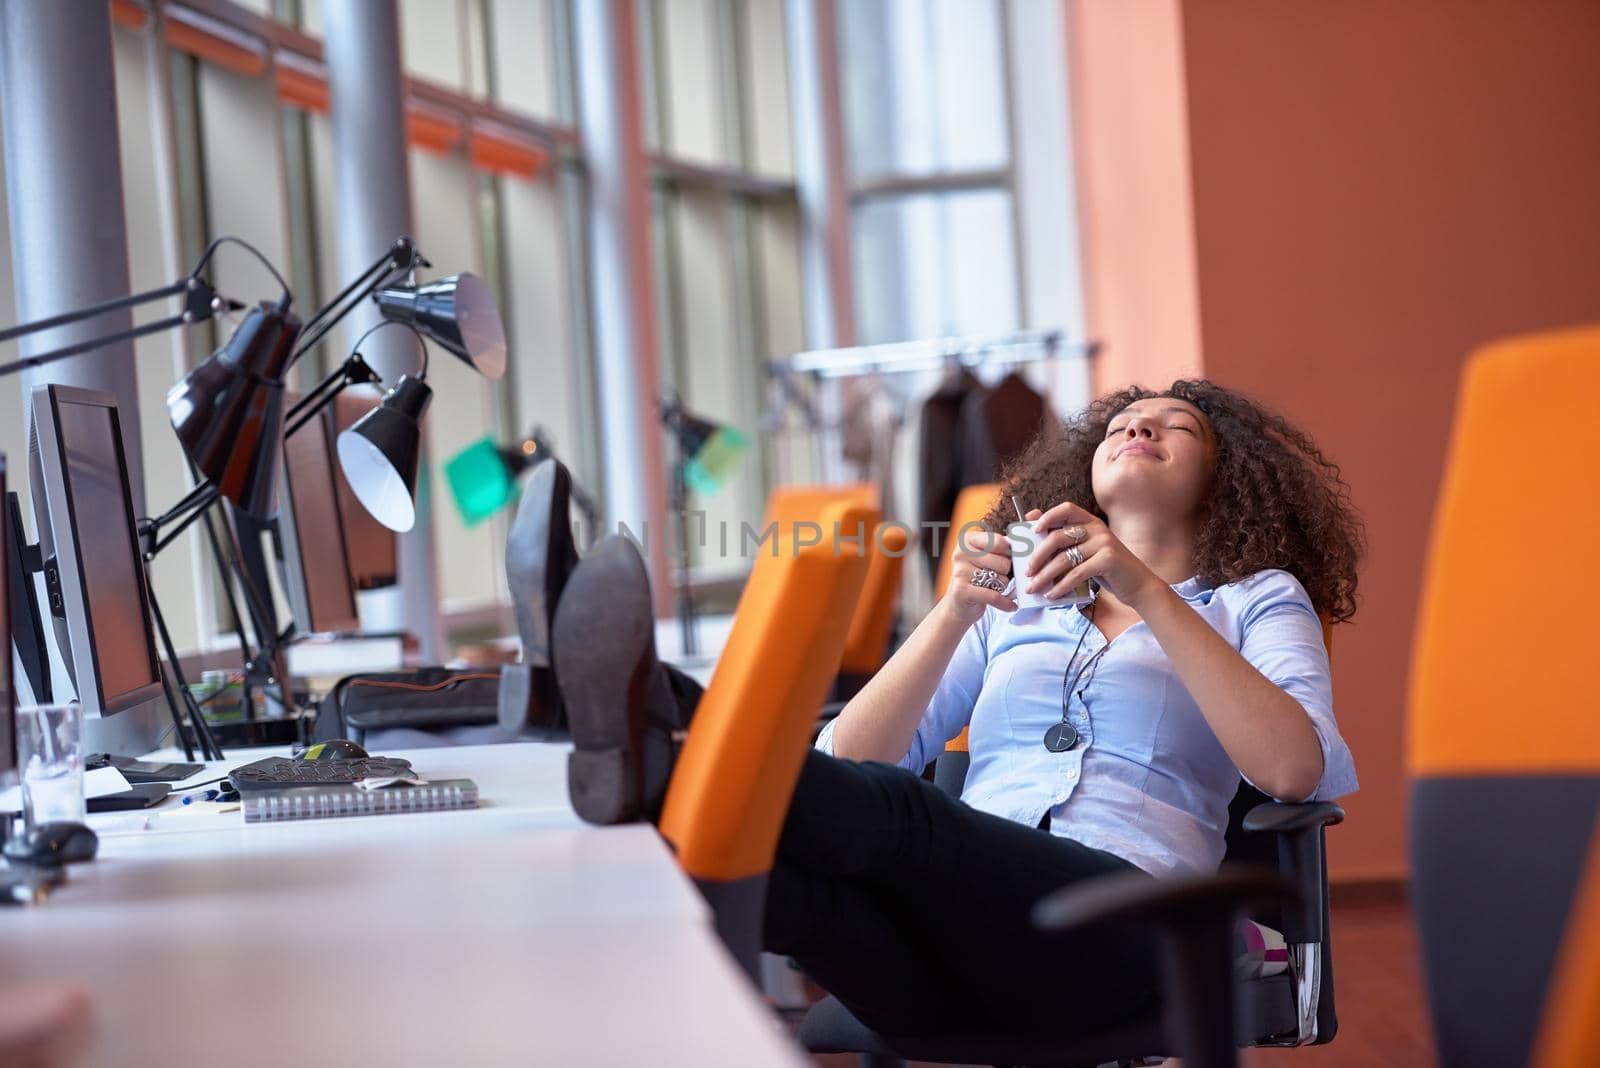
[969,568,1008,592]
[1064,545,1085,569]
[1064,525,1088,544]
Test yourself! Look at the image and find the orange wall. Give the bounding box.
[1067,0,1203,392]
[1072,1,1600,880]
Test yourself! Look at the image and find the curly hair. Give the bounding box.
[980,379,1365,623]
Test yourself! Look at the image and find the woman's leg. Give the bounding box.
[764,863,988,1036]
[769,750,1162,1035]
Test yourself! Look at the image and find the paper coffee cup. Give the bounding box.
[1005,520,1094,609]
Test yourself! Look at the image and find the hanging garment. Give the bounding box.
[957,371,1052,488]
[917,368,984,583]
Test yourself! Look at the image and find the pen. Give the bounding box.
[181,788,239,805]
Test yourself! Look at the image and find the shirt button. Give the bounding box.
[1065,768,1079,780]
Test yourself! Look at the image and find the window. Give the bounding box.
[639,0,802,574]
[839,0,1022,346]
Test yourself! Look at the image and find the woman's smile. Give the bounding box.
[1115,443,1161,460]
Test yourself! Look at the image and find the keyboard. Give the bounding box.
[229,756,416,792]
[84,753,206,784]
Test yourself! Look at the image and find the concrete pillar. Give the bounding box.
[0,0,146,512]
[573,0,671,594]
[322,0,444,661]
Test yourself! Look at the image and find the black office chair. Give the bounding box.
[798,779,1344,1068]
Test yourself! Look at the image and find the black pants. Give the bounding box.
[762,749,1163,1040]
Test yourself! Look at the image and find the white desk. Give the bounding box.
[0,744,805,1067]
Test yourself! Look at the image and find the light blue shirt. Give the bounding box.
[816,569,1359,877]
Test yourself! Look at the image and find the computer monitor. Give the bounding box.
[7,491,53,706]
[277,406,360,636]
[30,384,165,720]
[334,391,399,590]
[0,455,17,780]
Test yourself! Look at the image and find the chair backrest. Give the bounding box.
[840,523,908,674]
[933,482,1003,599]
[762,483,903,676]
[661,499,878,883]
[931,484,1002,773]
[1407,326,1600,1068]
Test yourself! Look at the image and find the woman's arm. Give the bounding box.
[1131,583,1324,801]
[1026,502,1324,802]
[830,529,1017,764]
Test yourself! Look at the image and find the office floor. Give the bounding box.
[801,891,1436,1067]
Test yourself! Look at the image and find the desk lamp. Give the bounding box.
[0,236,302,760]
[659,397,750,657]
[445,428,598,535]
[277,237,508,534]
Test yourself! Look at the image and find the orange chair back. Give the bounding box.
[762,483,905,676]
[840,523,907,674]
[661,499,878,882]
[933,482,1003,600]
[1407,326,1600,1068]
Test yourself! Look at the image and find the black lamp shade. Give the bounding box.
[336,375,432,532]
[166,302,301,519]
[373,272,507,381]
[665,407,720,459]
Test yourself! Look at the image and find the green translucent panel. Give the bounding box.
[446,436,514,527]
[684,426,750,497]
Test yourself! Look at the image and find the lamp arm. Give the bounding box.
[0,278,215,379]
[283,352,382,438]
[289,236,423,368]
[0,232,292,379]
[137,482,221,559]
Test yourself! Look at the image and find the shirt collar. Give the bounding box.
[1172,574,1216,604]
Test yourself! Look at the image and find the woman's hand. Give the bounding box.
[1022,502,1164,609]
[941,524,1018,626]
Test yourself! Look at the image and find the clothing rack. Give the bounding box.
[762,329,1099,486]
[772,328,1099,380]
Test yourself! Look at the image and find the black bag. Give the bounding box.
[315,667,501,742]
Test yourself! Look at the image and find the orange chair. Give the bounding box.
[930,483,1002,787]
[659,499,877,975]
[763,484,908,682]
[1407,326,1600,1067]
[932,482,1003,600]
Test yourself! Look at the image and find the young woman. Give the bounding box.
[559,378,1364,1041]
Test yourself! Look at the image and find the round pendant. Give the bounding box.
[1043,721,1079,753]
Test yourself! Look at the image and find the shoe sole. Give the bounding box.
[555,536,655,824]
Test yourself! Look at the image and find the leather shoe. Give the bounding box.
[499,459,581,733]
[556,535,685,824]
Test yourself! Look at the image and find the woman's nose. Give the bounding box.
[1123,420,1156,438]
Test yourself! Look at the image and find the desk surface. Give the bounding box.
[0,743,804,1066]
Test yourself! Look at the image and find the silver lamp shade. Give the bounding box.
[373,272,506,381]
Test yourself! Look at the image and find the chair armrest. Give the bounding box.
[1034,865,1301,1064]
[1241,800,1344,835]
[1032,865,1300,936]
[1239,800,1344,946]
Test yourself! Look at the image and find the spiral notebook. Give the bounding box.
[241,779,480,823]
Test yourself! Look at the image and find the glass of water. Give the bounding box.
[16,703,86,832]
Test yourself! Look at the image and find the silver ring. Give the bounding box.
[969,568,1008,592]
[1065,545,1085,569]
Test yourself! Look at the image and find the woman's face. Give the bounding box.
[1090,396,1216,520]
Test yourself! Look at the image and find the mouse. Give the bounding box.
[292,740,369,761]
[4,821,99,866]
